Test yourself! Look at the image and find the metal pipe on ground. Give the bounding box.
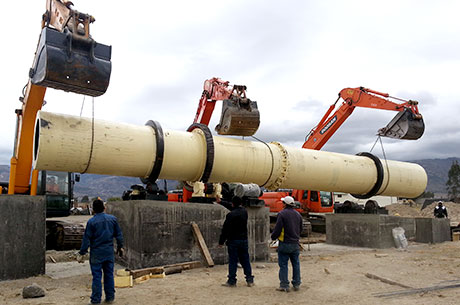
[33,111,427,198]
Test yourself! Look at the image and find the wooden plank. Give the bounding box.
[164,266,183,275]
[365,273,412,289]
[163,261,202,270]
[373,283,460,298]
[129,261,202,279]
[129,266,165,279]
[191,222,214,267]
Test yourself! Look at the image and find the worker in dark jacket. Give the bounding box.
[271,196,303,292]
[434,201,448,218]
[79,199,124,304]
[219,196,254,287]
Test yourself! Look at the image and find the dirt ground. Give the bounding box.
[2,239,460,305]
[386,201,460,224]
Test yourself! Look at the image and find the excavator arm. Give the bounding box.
[8,0,111,195]
[302,87,425,150]
[192,77,260,136]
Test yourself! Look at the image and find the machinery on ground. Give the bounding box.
[1,0,111,249]
[262,87,424,230]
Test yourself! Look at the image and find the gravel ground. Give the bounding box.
[2,241,460,305]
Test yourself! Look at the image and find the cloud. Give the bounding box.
[0,0,459,168]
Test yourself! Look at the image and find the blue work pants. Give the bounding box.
[90,259,115,304]
[226,239,254,284]
[277,241,301,289]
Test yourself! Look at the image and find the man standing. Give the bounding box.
[78,199,124,304]
[434,201,448,218]
[271,196,303,292]
[219,196,255,287]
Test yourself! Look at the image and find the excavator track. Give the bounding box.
[46,219,86,250]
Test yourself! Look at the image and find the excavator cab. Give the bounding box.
[30,26,111,97]
[378,108,425,140]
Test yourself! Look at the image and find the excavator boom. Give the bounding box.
[9,0,111,195]
[303,87,425,150]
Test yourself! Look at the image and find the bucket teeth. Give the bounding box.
[378,109,425,140]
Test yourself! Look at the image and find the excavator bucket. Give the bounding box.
[378,108,425,140]
[30,27,111,97]
[215,99,260,136]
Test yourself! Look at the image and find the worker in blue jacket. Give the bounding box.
[78,199,124,304]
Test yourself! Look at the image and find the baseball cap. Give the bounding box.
[281,196,295,206]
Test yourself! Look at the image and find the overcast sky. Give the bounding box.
[1,0,459,166]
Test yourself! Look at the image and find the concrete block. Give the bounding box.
[453,232,460,242]
[326,214,415,248]
[114,275,133,288]
[415,218,451,243]
[106,200,269,269]
[0,195,46,281]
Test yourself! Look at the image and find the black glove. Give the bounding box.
[117,247,125,258]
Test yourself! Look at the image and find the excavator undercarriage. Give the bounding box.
[46,219,86,250]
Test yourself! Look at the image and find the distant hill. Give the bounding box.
[0,165,179,200]
[412,157,460,196]
[1,157,459,199]
[73,174,179,200]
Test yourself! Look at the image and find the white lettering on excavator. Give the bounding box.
[320,115,337,134]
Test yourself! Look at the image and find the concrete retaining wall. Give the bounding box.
[326,214,451,248]
[0,195,46,281]
[326,214,415,248]
[107,201,269,269]
[415,218,451,243]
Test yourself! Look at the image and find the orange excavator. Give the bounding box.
[261,87,424,230]
[165,77,260,203]
[2,0,111,249]
[303,87,424,150]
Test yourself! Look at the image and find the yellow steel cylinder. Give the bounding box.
[33,111,427,198]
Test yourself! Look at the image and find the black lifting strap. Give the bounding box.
[351,152,384,199]
[146,120,164,184]
[187,123,215,183]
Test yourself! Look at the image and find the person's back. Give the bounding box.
[84,213,122,262]
[219,206,248,243]
[271,196,303,292]
[219,196,254,287]
[275,207,303,243]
